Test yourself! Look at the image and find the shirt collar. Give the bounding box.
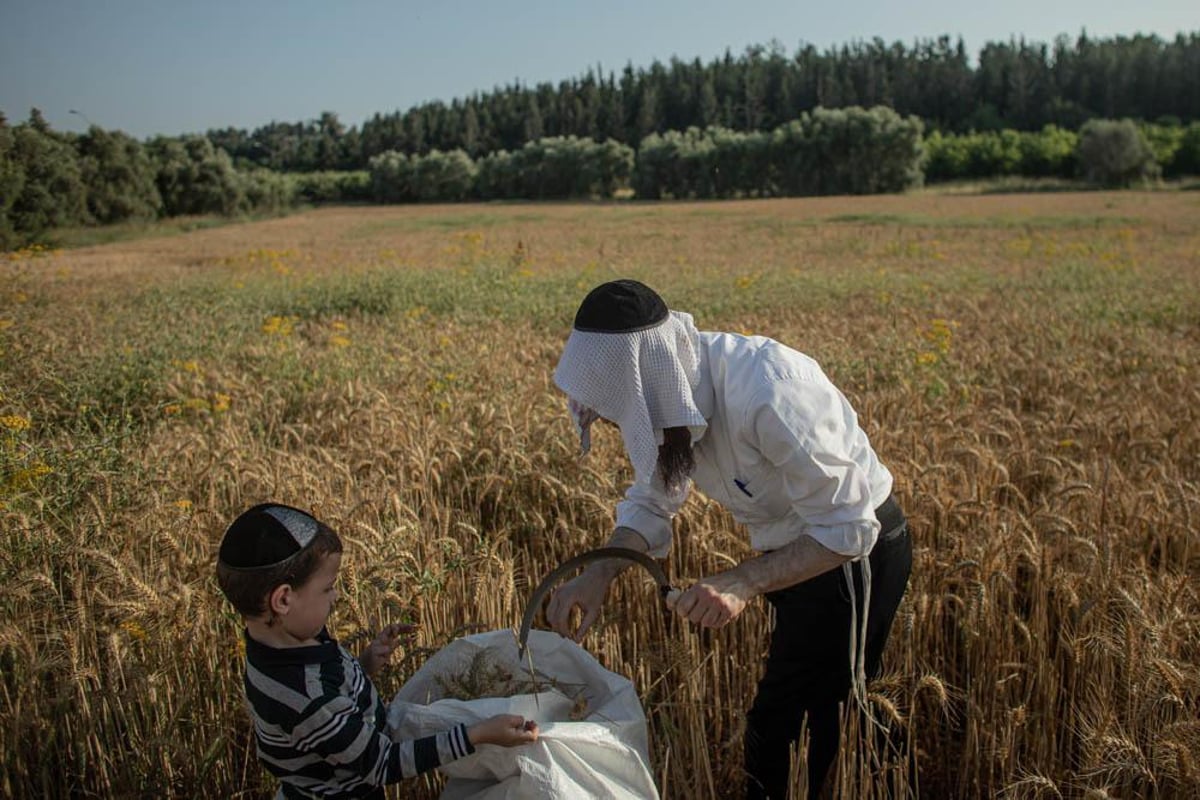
[244,627,340,667]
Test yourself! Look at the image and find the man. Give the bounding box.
[546,279,913,799]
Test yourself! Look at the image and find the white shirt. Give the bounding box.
[615,332,893,559]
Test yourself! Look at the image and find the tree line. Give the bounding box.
[0,110,300,248]
[7,101,1195,249]
[4,30,1200,249]
[206,31,1200,172]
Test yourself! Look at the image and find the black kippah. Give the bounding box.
[573,279,669,333]
[218,503,320,570]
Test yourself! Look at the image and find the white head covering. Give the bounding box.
[554,309,707,485]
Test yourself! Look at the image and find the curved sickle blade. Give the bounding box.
[517,547,674,657]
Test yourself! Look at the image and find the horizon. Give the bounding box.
[1,0,1195,139]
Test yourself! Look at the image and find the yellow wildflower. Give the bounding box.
[262,315,297,336]
[212,393,231,413]
[329,335,351,348]
[915,352,940,367]
[920,319,956,355]
[0,415,31,431]
[174,499,193,511]
[8,464,52,489]
[164,403,182,416]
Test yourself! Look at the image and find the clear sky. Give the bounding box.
[1,0,1194,138]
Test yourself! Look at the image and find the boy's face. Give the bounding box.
[280,552,341,641]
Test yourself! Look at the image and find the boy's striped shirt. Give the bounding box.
[242,629,474,799]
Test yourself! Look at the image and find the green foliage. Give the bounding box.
[235,168,297,215]
[475,150,517,201]
[773,106,925,195]
[1171,122,1200,175]
[4,112,90,243]
[148,135,244,216]
[369,149,477,203]
[410,149,476,202]
[479,136,632,200]
[925,129,1020,179]
[633,105,921,199]
[0,116,23,249]
[291,171,371,203]
[0,116,314,248]
[76,127,162,224]
[1137,120,1200,177]
[1017,125,1078,177]
[1138,122,1184,172]
[708,128,771,197]
[634,128,721,199]
[635,107,923,199]
[4,102,1198,250]
[206,32,1200,171]
[922,131,970,181]
[1077,119,1160,186]
[368,151,414,203]
[926,126,1079,181]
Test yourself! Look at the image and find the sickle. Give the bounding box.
[517,547,680,657]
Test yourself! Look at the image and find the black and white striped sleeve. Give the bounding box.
[397,722,475,778]
[294,693,476,786]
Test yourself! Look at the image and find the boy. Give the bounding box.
[216,502,538,799]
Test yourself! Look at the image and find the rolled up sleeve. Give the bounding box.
[749,380,881,558]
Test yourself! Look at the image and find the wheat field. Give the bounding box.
[1,191,1197,799]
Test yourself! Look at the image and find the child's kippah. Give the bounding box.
[218,503,320,570]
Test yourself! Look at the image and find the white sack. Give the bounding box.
[388,629,660,799]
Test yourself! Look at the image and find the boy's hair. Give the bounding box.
[216,503,343,618]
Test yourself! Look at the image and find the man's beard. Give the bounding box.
[657,426,695,493]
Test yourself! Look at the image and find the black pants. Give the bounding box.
[744,497,913,800]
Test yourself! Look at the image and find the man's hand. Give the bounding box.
[468,714,539,747]
[545,570,613,642]
[667,573,752,628]
[359,621,416,677]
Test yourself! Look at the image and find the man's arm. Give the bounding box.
[545,526,651,641]
[726,532,850,595]
[669,534,849,628]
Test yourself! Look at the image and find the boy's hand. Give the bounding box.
[467,715,539,748]
[359,622,417,677]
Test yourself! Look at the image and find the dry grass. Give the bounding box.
[1,191,1198,798]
